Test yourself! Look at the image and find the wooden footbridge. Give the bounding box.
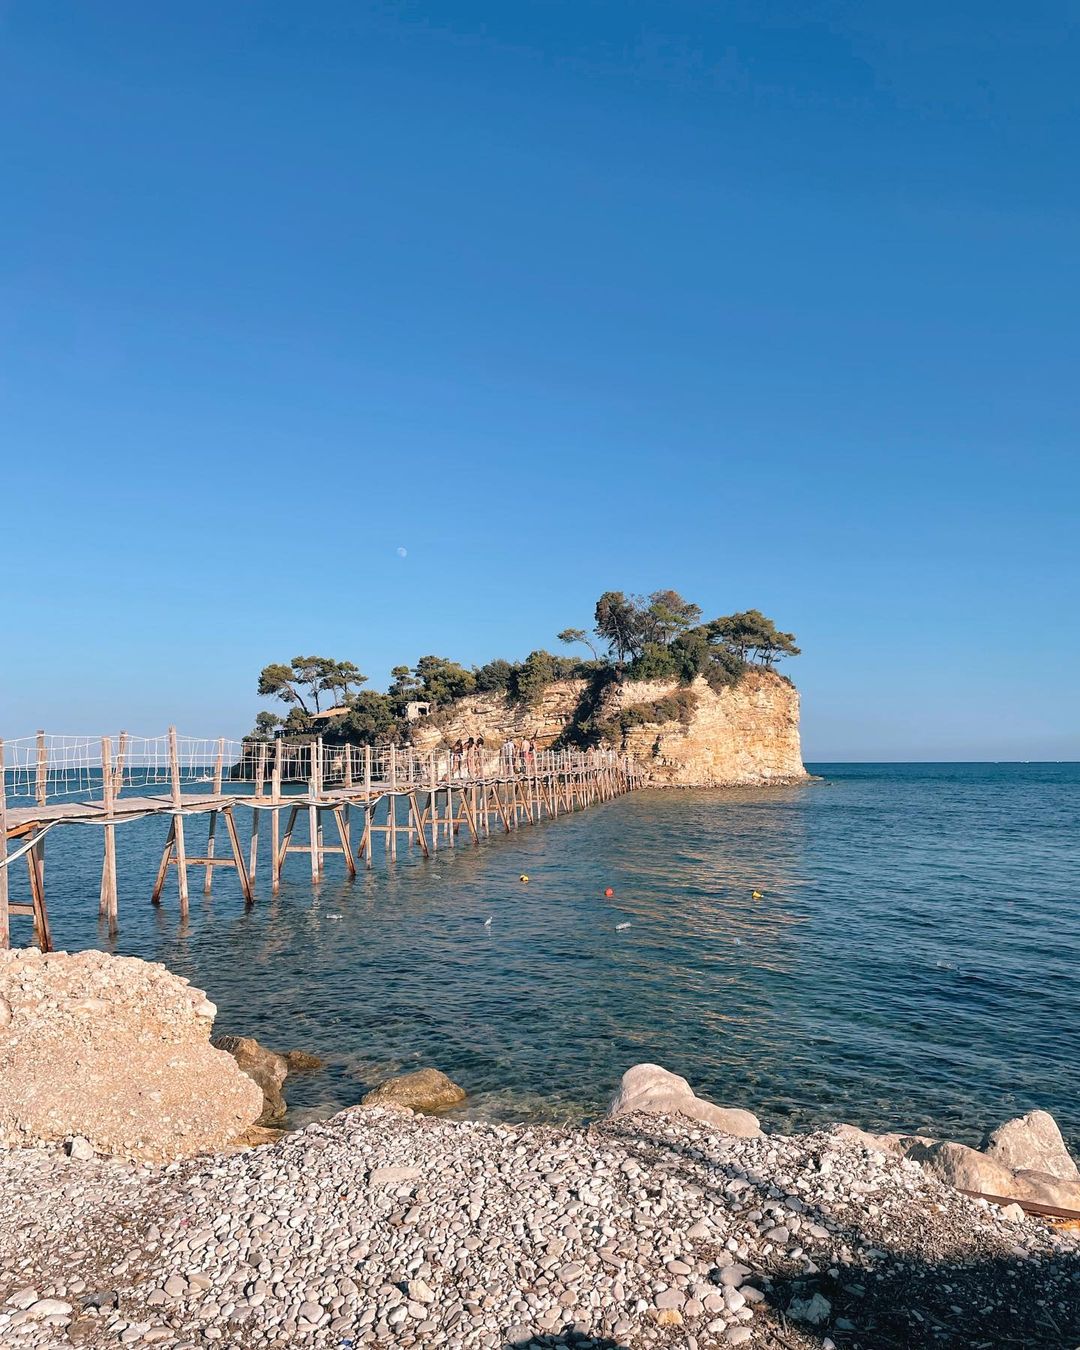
[0,730,639,950]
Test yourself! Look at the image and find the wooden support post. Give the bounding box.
[457,784,480,843]
[334,807,357,878]
[308,739,320,883]
[27,831,52,951]
[277,806,299,874]
[0,740,8,949]
[428,752,439,851]
[151,820,174,904]
[223,806,255,905]
[168,726,189,915]
[204,737,225,895]
[99,735,119,933]
[362,746,373,868]
[250,740,267,880]
[35,730,46,807]
[388,745,398,861]
[408,794,430,857]
[271,739,282,893]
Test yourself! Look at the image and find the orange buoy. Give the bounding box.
[604,887,614,898]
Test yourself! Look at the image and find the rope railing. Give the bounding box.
[1,730,635,812]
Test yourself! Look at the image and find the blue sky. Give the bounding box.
[2,1,1077,759]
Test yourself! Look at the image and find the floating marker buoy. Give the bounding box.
[615,921,631,931]
[752,890,763,900]
[604,887,614,898]
[519,874,529,883]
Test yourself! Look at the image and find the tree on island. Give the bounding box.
[556,627,600,660]
[560,590,799,690]
[707,610,801,667]
[257,655,367,714]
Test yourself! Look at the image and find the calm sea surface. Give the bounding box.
[17,763,1080,1152]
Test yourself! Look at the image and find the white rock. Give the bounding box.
[608,1065,763,1138]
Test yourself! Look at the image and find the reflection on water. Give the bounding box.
[16,764,1080,1153]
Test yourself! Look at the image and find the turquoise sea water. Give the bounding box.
[13,763,1079,1152]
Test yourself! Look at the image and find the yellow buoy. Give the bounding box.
[520,874,530,883]
[752,890,763,900]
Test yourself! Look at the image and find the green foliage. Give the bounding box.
[703,644,747,690]
[282,706,314,734]
[618,687,700,732]
[626,642,679,682]
[389,656,477,714]
[328,692,400,745]
[474,658,514,693]
[247,711,283,740]
[509,650,558,707]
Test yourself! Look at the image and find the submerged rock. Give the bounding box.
[982,1110,1079,1182]
[608,1063,763,1137]
[212,1035,289,1123]
[283,1048,325,1074]
[361,1067,466,1112]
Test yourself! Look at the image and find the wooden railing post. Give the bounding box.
[35,731,46,807]
[271,737,283,893]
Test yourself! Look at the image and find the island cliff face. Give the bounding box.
[411,668,807,788]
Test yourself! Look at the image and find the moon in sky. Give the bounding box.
[397,546,408,558]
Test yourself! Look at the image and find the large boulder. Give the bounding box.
[212,1035,288,1123]
[0,949,263,1161]
[362,1068,466,1113]
[609,1064,763,1138]
[902,1140,1020,1197]
[982,1111,1079,1182]
[1011,1170,1080,1210]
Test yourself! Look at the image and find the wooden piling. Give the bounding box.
[99,735,119,933]
[270,738,282,893]
[250,740,267,879]
[204,738,225,895]
[308,739,321,883]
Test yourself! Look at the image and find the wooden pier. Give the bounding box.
[0,731,639,949]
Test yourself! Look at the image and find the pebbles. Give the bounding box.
[1,1107,1078,1348]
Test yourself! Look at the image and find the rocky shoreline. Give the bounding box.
[2,951,1079,1349]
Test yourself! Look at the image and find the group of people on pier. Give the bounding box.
[448,736,538,779]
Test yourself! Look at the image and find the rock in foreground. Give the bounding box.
[610,1062,763,1137]
[212,1034,289,1123]
[1,1107,1078,1349]
[361,1066,466,1112]
[0,949,263,1161]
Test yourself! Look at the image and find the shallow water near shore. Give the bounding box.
[20,762,1080,1153]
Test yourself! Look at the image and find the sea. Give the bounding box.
[10,762,1079,1154]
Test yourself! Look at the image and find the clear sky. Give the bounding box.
[2,1,1078,760]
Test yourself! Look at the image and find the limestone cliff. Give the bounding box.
[411,669,807,788]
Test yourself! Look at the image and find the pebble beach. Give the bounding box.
[2,1104,1079,1350]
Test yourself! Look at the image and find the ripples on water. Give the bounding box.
[25,763,1080,1152]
